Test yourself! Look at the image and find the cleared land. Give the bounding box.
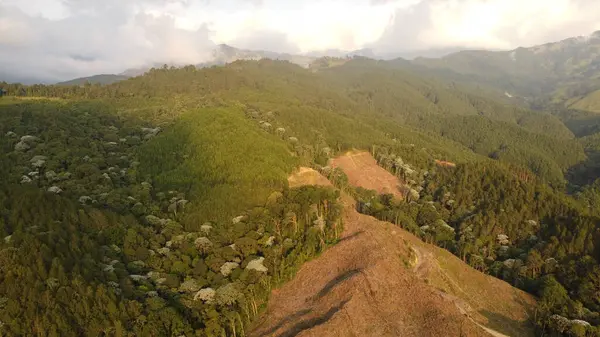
[251,156,535,337]
[331,151,404,199]
[288,167,333,188]
[435,159,457,168]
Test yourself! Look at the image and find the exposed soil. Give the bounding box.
[331,151,404,199]
[435,159,457,168]
[251,158,535,337]
[288,167,333,188]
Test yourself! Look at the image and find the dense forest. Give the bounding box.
[0,97,344,336]
[1,57,600,336]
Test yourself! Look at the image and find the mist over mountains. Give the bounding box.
[49,29,600,98]
[14,44,465,85]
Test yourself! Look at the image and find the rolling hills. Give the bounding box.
[2,34,600,336]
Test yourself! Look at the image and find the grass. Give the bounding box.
[571,89,600,113]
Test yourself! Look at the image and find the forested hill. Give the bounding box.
[0,58,599,336]
[1,59,585,186]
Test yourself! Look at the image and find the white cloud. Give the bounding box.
[0,0,598,82]
[375,0,600,52]
[0,0,214,82]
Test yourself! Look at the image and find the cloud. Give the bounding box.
[227,29,300,54]
[0,1,215,82]
[373,0,600,53]
[0,0,599,82]
[371,0,431,52]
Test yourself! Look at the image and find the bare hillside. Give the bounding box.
[331,151,404,199]
[251,162,535,337]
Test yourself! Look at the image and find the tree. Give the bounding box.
[526,249,544,279]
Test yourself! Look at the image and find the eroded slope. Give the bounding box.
[251,162,535,337]
[331,151,404,199]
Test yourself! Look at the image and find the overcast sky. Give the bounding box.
[1,0,599,82]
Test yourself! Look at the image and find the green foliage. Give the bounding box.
[3,57,600,337]
[571,89,600,114]
[568,133,600,187]
[1,59,584,187]
[137,107,297,222]
[0,93,343,335]
[0,182,343,336]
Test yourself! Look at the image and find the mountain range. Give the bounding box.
[52,30,600,114]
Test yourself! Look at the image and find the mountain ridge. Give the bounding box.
[411,30,600,110]
[48,28,600,104]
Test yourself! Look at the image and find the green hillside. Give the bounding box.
[1,59,600,336]
[3,59,584,185]
[317,59,583,186]
[412,31,600,111]
[571,89,600,113]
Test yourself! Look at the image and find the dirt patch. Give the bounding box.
[435,159,456,168]
[251,168,535,337]
[331,151,404,199]
[288,167,333,188]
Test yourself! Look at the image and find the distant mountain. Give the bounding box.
[116,45,319,79]
[382,47,471,60]
[411,30,600,109]
[61,43,319,85]
[57,74,130,86]
[0,72,50,85]
[46,29,600,104]
[199,44,316,68]
[120,64,166,77]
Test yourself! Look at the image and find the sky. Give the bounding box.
[1,0,599,82]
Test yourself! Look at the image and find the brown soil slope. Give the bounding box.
[252,164,535,337]
[331,151,404,199]
[288,167,333,188]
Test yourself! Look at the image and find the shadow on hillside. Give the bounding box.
[336,230,364,244]
[257,309,313,337]
[567,153,600,187]
[277,298,352,337]
[313,268,362,300]
[256,267,361,337]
